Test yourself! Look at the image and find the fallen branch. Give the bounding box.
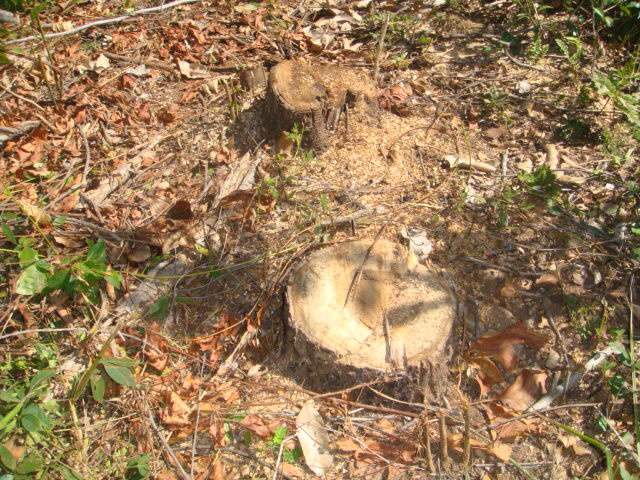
[215,327,257,377]
[544,144,585,186]
[78,125,92,185]
[0,120,40,146]
[6,0,202,45]
[82,133,169,207]
[0,9,19,24]
[0,327,87,342]
[444,154,497,173]
[103,52,175,72]
[373,13,391,81]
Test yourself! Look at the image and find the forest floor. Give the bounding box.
[1,0,639,479]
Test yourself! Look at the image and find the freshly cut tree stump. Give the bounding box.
[265,59,375,152]
[287,240,456,383]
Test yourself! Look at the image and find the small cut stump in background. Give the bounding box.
[265,59,376,152]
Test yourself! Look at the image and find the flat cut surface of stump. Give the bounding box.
[287,240,455,373]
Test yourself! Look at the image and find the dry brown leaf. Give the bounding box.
[161,391,191,427]
[144,347,168,371]
[181,372,202,393]
[209,419,226,447]
[210,458,225,480]
[470,322,547,371]
[336,436,414,463]
[448,433,512,462]
[483,402,539,440]
[280,463,305,479]
[559,434,591,456]
[213,383,240,403]
[499,369,548,412]
[166,199,194,220]
[335,437,360,452]
[240,415,272,438]
[155,471,177,480]
[58,192,80,212]
[53,235,83,248]
[489,442,513,462]
[197,402,218,413]
[470,356,505,396]
[17,200,51,226]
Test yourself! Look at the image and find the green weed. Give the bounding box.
[556,35,584,72]
[269,426,302,464]
[3,234,122,304]
[526,35,549,63]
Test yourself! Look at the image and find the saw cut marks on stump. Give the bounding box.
[265,59,376,152]
[287,240,456,380]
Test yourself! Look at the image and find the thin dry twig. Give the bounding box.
[421,411,435,472]
[5,90,56,131]
[190,358,206,478]
[147,407,192,480]
[630,274,639,442]
[78,125,92,185]
[438,410,449,467]
[0,327,87,342]
[6,0,202,45]
[272,434,296,480]
[373,13,390,81]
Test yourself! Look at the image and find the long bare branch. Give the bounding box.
[6,0,201,46]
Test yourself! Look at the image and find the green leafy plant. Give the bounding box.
[89,357,137,402]
[526,34,549,63]
[0,368,57,476]
[594,64,640,128]
[482,87,510,122]
[518,165,560,198]
[592,0,640,43]
[285,123,304,155]
[269,426,302,463]
[9,238,122,303]
[556,35,584,71]
[126,454,150,480]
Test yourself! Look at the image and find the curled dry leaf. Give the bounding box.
[143,346,168,371]
[448,432,512,462]
[296,400,334,476]
[335,435,415,464]
[558,434,591,456]
[484,402,538,440]
[469,356,504,396]
[469,322,547,371]
[161,391,191,427]
[128,244,152,263]
[240,415,273,438]
[166,199,194,220]
[499,369,548,412]
[17,200,51,226]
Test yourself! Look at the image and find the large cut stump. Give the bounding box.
[287,240,456,384]
[265,59,375,152]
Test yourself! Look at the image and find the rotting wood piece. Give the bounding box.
[265,59,375,152]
